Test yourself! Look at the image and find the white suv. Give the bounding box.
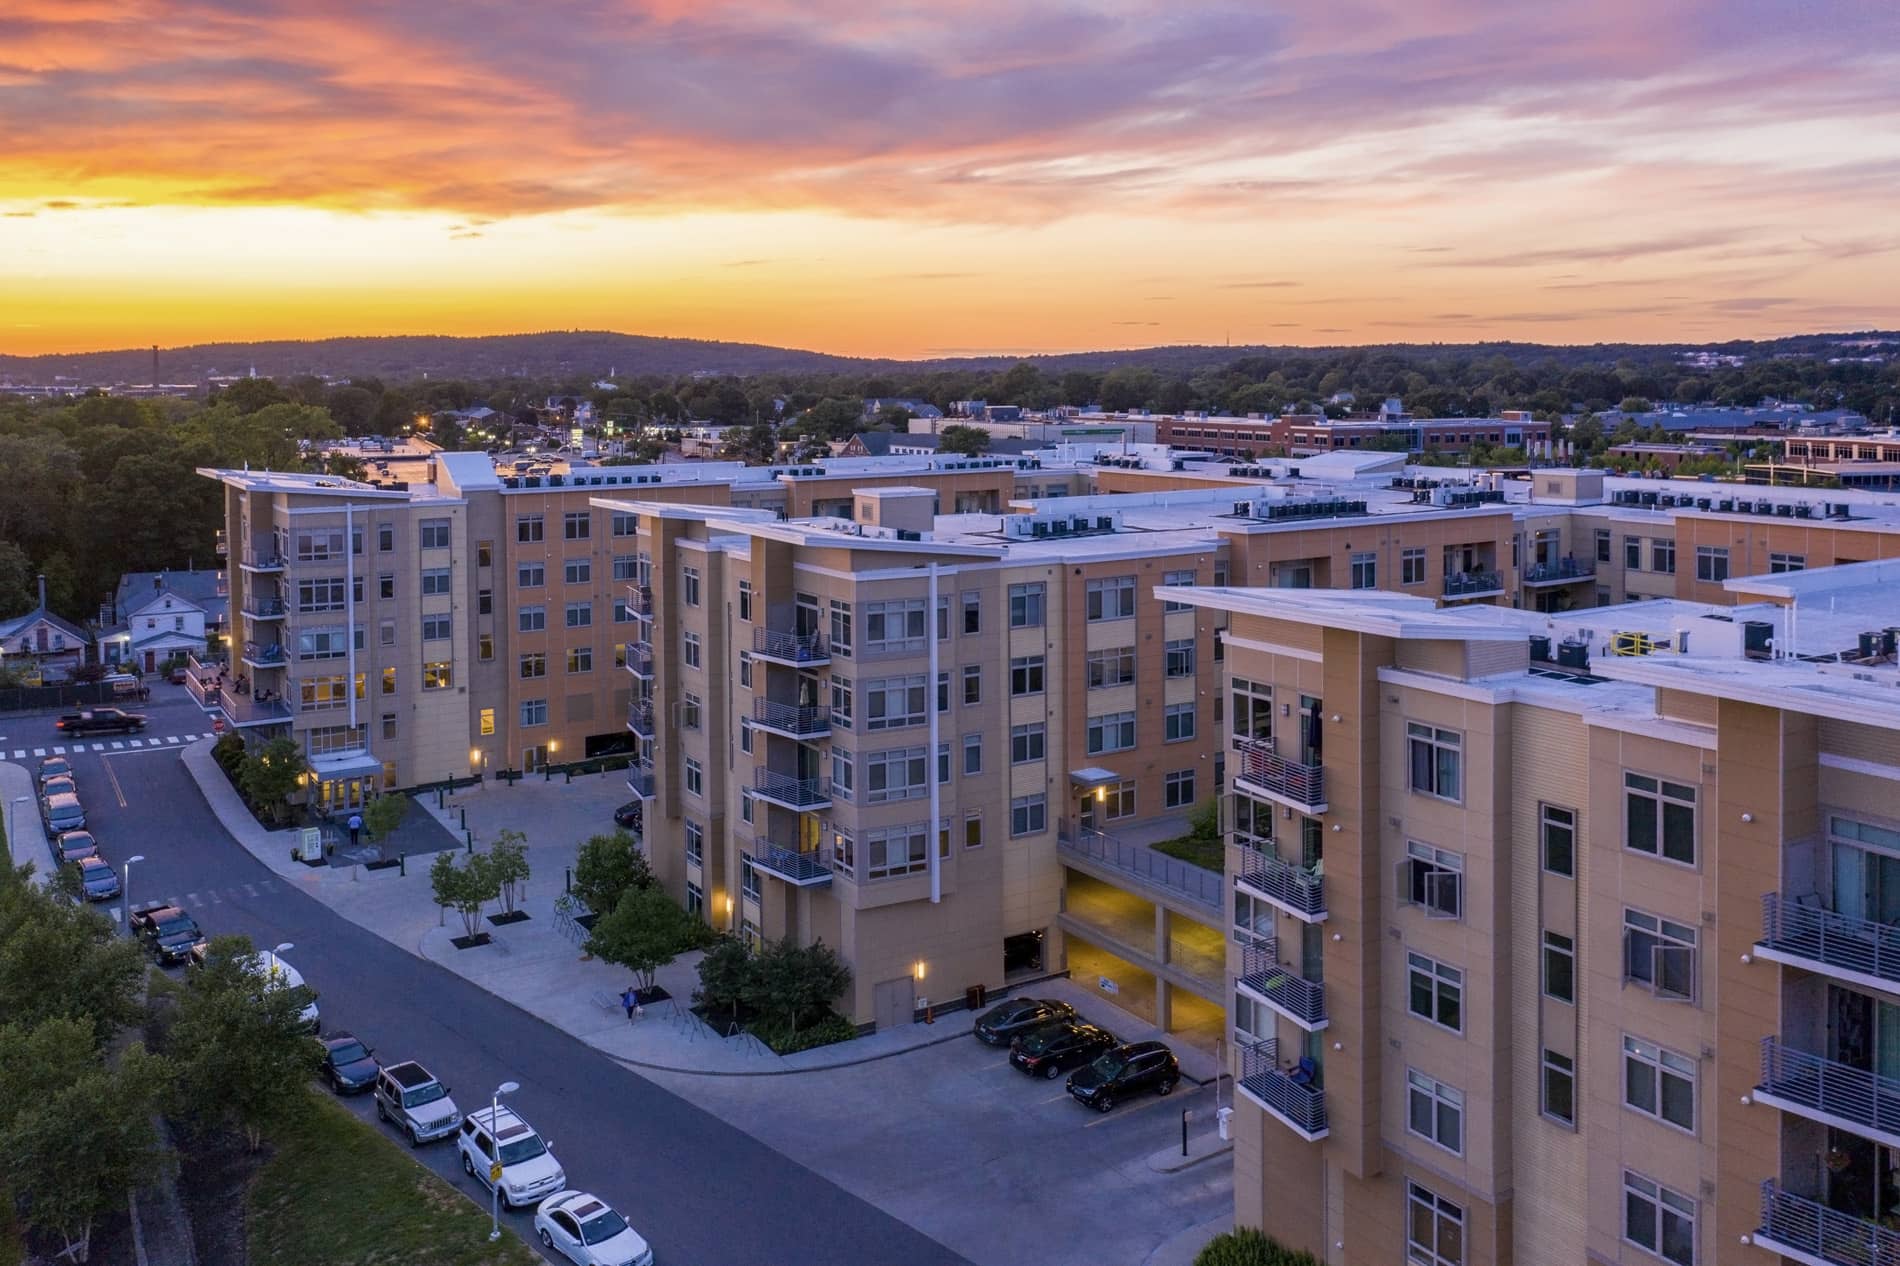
[458,1104,565,1209]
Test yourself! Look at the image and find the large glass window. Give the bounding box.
[1405,1070,1463,1155]
[1085,576,1136,621]
[1406,1182,1464,1266]
[1541,804,1576,876]
[1542,1049,1575,1126]
[1624,909,1697,1001]
[1407,723,1462,801]
[1623,1171,1695,1266]
[1008,582,1045,628]
[1086,712,1136,755]
[1626,773,1697,865]
[865,675,928,731]
[1623,1035,1696,1131]
[1407,951,1462,1032]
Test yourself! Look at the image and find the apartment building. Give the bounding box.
[1178,560,1900,1266]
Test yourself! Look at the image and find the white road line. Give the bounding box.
[208,890,223,904]
[91,743,104,752]
[260,880,278,893]
[52,745,65,754]
[109,741,125,750]
[242,883,259,897]
[9,750,20,759]
[32,747,45,757]
[166,736,181,744]
[186,892,200,905]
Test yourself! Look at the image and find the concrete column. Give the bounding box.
[1154,905,1173,1030]
[1155,904,1171,963]
[1155,977,1172,1032]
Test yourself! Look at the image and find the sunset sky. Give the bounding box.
[3,0,1898,358]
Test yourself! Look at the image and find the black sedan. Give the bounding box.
[320,1033,380,1095]
[613,801,644,831]
[1009,1022,1118,1080]
[1066,1041,1181,1112]
[972,997,1077,1046]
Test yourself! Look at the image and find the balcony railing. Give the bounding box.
[627,587,653,618]
[1056,825,1222,910]
[1523,558,1595,586]
[1756,1037,1900,1147]
[626,647,654,680]
[239,549,287,572]
[750,842,834,887]
[1235,842,1326,922]
[1237,1038,1328,1140]
[1232,737,1327,814]
[1443,570,1505,598]
[1754,1180,1900,1266]
[241,641,287,667]
[214,529,228,556]
[626,761,656,799]
[241,596,287,620]
[219,687,293,728]
[1238,939,1328,1030]
[753,627,829,666]
[753,770,832,810]
[752,700,831,740]
[1758,892,1900,991]
[626,700,656,737]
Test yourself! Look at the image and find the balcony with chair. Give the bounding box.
[218,685,292,729]
[626,699,656,738]
[241,594,287,622]
[626,647,654,681]
[748,841,834,887]
[1237,939,1328,1031]
[752,769,832,811]
[1237,1038,1328,1142]
[238,548,287,574]
[1753,1180,1900,1266]
[1756,892,1900,995]
[1232,737,1327,815]
[240,641,287,668]
[1522,557,1595,587]
[753,626,829,668]
[1442,570,1506,600]
[1754,1037,1900,1151]
[752,700,831,742]
[1234,836,1326,922]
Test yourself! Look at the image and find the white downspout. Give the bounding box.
[927,560,941,904]
[345,502,358,731]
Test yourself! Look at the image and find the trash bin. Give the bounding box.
[965,984,987,1012]
[1217,1107,1234,1141]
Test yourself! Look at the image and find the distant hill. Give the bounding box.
[2,329,1895,386]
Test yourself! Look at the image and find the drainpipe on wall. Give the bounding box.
[927,560,941,905]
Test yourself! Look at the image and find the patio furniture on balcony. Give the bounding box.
[1443,570,1505,599]
[1234,840,1326,921]
[1237,1038,1328,1141]
[1237,938,1328,1030]
[1232,736,1327,814]
[753,626,829,667]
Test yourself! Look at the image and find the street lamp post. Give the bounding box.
[7,796,28,868]
[122,854,146,930]
[487,1080,520,1241]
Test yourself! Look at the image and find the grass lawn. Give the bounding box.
[1151,834,1224,873]
[249,1095,539,1266]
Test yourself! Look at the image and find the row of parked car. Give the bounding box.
[972,996,1182,1112]
[36,756,123,902]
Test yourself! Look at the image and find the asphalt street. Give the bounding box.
[11,688,971,1266]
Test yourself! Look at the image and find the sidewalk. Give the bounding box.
[1,760,51,886]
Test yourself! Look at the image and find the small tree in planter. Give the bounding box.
[745,937,852,1043]
[572,830,651,918]
[694,935,752,1028]
[586,885,693,997]
[429,851,498,942]
[361,792,409,843]
[486,829,531,918]
[238,736,306,825]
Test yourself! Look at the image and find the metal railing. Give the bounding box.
[626,761,656,798]
[753,700,831,739]
[627,647,654,679]
[1755,1180,1900,1266]
[239,549,287,570]
[1524,558,1595,584]
[753,769,832,808]
[1760,892,1900,988]
[1056,826,1222,910]
[1235,842,1326,919]
[753,627,828,664]
[1758,1037,1900,1142]
[1238,1038,1328,1137]
[1443,570,1504,597]
[214,529,228,556]
[241,641,286,665]
[219,687,292,726]
[241,596,286,619]
[1232,737,1326,812]
[751,842,835,885]
[627,700,656,736]
[627,587,653,617]
[1239,939,1327,1028]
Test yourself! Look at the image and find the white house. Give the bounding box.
[103,576,211,673]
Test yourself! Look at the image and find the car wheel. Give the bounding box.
[406,1125,419,1149]
[1044,1062,1062,1080]
[1095,1094,1115,1113]
[461,1153,475,1177]
[538,1228,554,1249]
[1158,1077,1178,1096]
[376,1099,388,1121]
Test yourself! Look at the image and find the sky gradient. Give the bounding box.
[4,0,1899,359]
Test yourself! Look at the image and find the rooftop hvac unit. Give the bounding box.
[895,529,922,542]
[1234,501,1252,516]
[1556,640,1590,670]
[1528,634,1552,662]
[1096,516,1115,530]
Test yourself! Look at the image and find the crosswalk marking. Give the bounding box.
[208,890,222,904]
[91,743,104,752]
[109,741,124,750]
[166,736,181,744]
[242,883,259,897]
[32,747,45,757]
[8,749,19,759]
[186,892,200,905]
[183,733,201,741]
[51,745,65,754]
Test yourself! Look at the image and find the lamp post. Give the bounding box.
[121,854,146,930]
[8,795,29,872]
[487,1080,520,1241]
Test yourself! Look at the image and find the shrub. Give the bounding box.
[752,1011,856,1055]
[485,830,531,914]
[212,732,247,774]
[571,831,651,917]
[585,886,695,992]
[742,938,851,1042]
[361,793,409,842]
[694,936,751,1023]
[1192,1228,1321,1266]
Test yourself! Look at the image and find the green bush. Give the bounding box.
[751,1011,856,1055]
[211,732,246,774]
[1192,1227,1321,1266]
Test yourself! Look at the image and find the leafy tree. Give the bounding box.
[1192,1226,1320,1266]
[239,736,307,824]
[794,397,864,441]
[744,938,852,1041]
[0,862,147,1046]
[694,935,751,1025]
[361,793,409,842]
[586,886,694,993]
[936,424,990,457]
[214,376,289,414]
[1618,396,1652,415]
[0,538,31,614]
[872,403,913,431]
[572,831,652,917]
[486,829,531,915]
[430,851,499,939]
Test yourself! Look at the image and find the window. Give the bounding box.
[738,653,753,689]
[829,600,852,656]
[563,511,590,541]
[1011,723,1046,764]
[866,825,930,880]
[476,540,492,568]
[1094,780,1132,821]
[417,612,449,642]
[964,814,983,849]
[1542,1050,1575,1126]
[299,675,348,711]
[567,646,592,674]
[1625,536,1643,570]
[1231,677,1273,741]
[296,627,350,660]
[419,518,449,550]
[516,514,543,543]
[1165,701,1196,742]
[377,522,396,552]
[1624,909,1697,1001]
[1087,646,1136,689]
[293,528,347,561]
[1165,769,1195,809]
[739,791,754,825]
[421,567,452,596]
[684,758,703,797]
[864,599,926,652]
[962,734,982,775]
[477,633,493,661]
[519,605,546,632]
[1406,1070,1463,1154]
[379,573,396,600]
[520,699,548,728]
[1401,841,1462,919]
[684,820,703,866]
[1407,951,1462,1032]
[961,592,980,635]
[1086,576,1136,621]
[613,598,633,623]
[1595,529,1612,563]
[1407,723,1462,801]
[738,580,752,621]
[738,719,752,753]
[1350,552,1376,589]
[379,619,396,647]
[1694,545,1728,582]
[829,749,854,801]
[1653,539,1676,574]
[1624,1035,1696,1131]
[961,664,981,705]
[1770,551,1805,573]
[380,712,397,740]
[1401,548,1427,585]
[829,675,853,729]
[519,653,547,679]
[1165,638,1195,678]
[682,631,700,668]
[866,675,928,730]
[607,555,635,583]
[741,856,761,901]
[1232,890,1273,947]
[1623,1172,1695,1266]
[611,512,636,538]
[517,563,545,590]
[565,602,592,629]
[479,708,494,736]
[1625,773,1696,866]
[564,558,591,585]
[1541,805,1576,876]
[679,691,701,730]
[1008,582,1046,628]
[866,747,928,803]
[423,662,451,689]
[298,577,346,613]
[1011,794,1047,837]
[1162,571,1196,610]
[682,565,700,606]
[1087,711,1135,755]
[1543,931,1575,1003]
[1406,1181,1464,1266]
[1010,655,1045,696]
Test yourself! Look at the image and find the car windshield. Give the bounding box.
[1090,1052,1126,1079]
[330,1042,369,1065]
[497,1134,547,1165]
[580,1210,631,1245]
[405,1083,447,1107]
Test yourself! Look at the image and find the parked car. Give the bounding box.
[41,792,85,833]
[40,774,77,800]
[972,997,1076,1046]
[37,756,73,785]
[189,947,321,1032]
[76,857,121,901]
[374,1061,462,1146]
[131,905,202,965]
[1009,1021,1119,1080]
[534,1191,654,1266]
[54,830,100,864]
[1066,1041,1181,1113]
[319,1032,380,1095]
[613,801,643,830]
[54,707,147,735]
[129,903,187,940]
[458,1105,566,1209]
[169,665,189,685]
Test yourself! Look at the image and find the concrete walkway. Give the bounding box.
[1,760,51,886]
[1142,1213,1231,1266]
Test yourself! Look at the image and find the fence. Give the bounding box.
[0,681,114,715]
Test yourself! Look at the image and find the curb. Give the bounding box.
[1146,1136,1234,1173]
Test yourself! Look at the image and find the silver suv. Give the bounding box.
[458,1104,565,1209]
[373,1061,461,1146]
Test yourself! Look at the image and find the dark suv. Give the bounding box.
[133,905,203,965]
[972,997,1076,1046]
[1066,1041,1181,1112]
[1009,1022,1117,1079]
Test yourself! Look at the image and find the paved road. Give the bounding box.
[16,693,969,1266]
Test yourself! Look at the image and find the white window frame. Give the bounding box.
[1399,840,1462,919]
[1406,951,1463,1034]
[1405,1069,1464,1156]
[1406,1181,1464,1266]
[1623,1171,1696,1266]
[1407,722,1462,802]
[1623,908,1697,1002]
[1623,1035,1697,1132]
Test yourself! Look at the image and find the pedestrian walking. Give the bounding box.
[348,812,363,847]
[620,986,638,1022]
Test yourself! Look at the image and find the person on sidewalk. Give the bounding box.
[620,986,638,1022]
[347,812,363,847]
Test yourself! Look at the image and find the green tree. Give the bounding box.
[0,538,32,614]
[1192,1226,1321,1266]
[744,938,852,1041]
[936,424,990,457]
[0,862,147,1046]
[795,397,864,441]
[694,935,752,1026]
[215,376,289,414]
[238,736,307,824]
[572,831,652,917]
[872,403,913,431]
[430,852,499,939]
[586,886,694,993]
[486,829,531,915]
[361,792,409,842]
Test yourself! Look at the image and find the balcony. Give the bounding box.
[626,761,656,799]
[239,549,287,574]
[218,687,292,729]
[628,586,653,618]
[1522,558,1595,587]
[753,627,829,668]
[1234,839,1326,923]
[240,641,287,668]
[214,529,228,557]
[752,769,832,811]
[241,596,287,621]
[752,700,831,741]
[1756,892,1900,994]
[1237,939,1328,1031]
[1755,1037,1900,1150]
[1237,1038,1328,1142]
[626,700,656,738]
[626,647,654,681]
[1753,1180,1900,1266]
[749,841,834,887]
[1056,825,1222,912]
[1442,570,1505,600]
[1232,737,1327,815]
